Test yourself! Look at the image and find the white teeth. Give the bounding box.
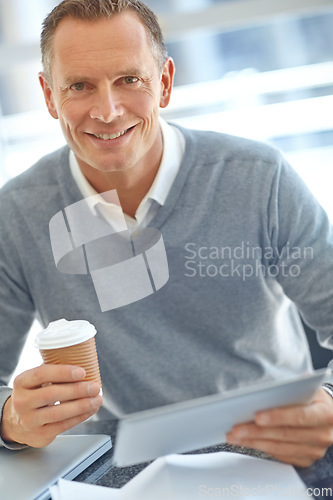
[94,130,127,140]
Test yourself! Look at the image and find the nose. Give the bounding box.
[90,85,123,123]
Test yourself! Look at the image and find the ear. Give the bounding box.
[39,72,59,119]
[159,57,175,109]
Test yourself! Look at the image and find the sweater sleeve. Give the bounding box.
[268,154,333,373]
[0,224,35,385]
[0,195,36,448]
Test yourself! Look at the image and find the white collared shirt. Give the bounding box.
[69,118,185,233]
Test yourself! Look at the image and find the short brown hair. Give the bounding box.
[41,0,168,83]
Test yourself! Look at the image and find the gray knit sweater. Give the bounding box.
[0,126,332,447]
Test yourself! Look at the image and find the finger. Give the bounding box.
[34,394,103,427]
[227,422,333,448]
[26,410,98,448]
[32,381,101,409]
[47,410,99,440]
[255,389,333,429]
[15,364,86,390]
[255,403,330,429]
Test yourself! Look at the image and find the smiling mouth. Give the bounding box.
[91,126,135,141]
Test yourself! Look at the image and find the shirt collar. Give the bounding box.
[69,118,184,219]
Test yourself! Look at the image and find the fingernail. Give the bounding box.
[227,428,247,444]
[235,428,248,438]
[91,395,102,408]
[72,367,86,380]
[257,413,270,425]
[87,383,100,396]
[227,434,241,445]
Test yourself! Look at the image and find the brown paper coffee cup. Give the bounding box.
[40,337,101,386]
[35,319,102,388]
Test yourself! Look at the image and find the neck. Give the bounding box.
[91,166,160,218]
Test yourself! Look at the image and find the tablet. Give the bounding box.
[0,433,111,500]
[113,368,330,466]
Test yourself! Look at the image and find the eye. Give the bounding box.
[70,82,85,91]
[124,76,139,85]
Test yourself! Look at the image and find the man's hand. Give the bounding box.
[1,364,103,448]
[226,388,333,467]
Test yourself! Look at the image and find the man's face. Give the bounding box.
[39,12,174,179]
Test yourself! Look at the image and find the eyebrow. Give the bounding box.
[62,68,147,86]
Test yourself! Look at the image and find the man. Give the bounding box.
[0,0,333,468]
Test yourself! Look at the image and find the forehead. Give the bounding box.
[51,12,156,73]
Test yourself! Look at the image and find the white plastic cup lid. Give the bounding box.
[34,318,97,350]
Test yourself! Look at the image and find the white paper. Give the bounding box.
[50,452,309,500]
[49,478,122,500]
[121,452,309,500]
